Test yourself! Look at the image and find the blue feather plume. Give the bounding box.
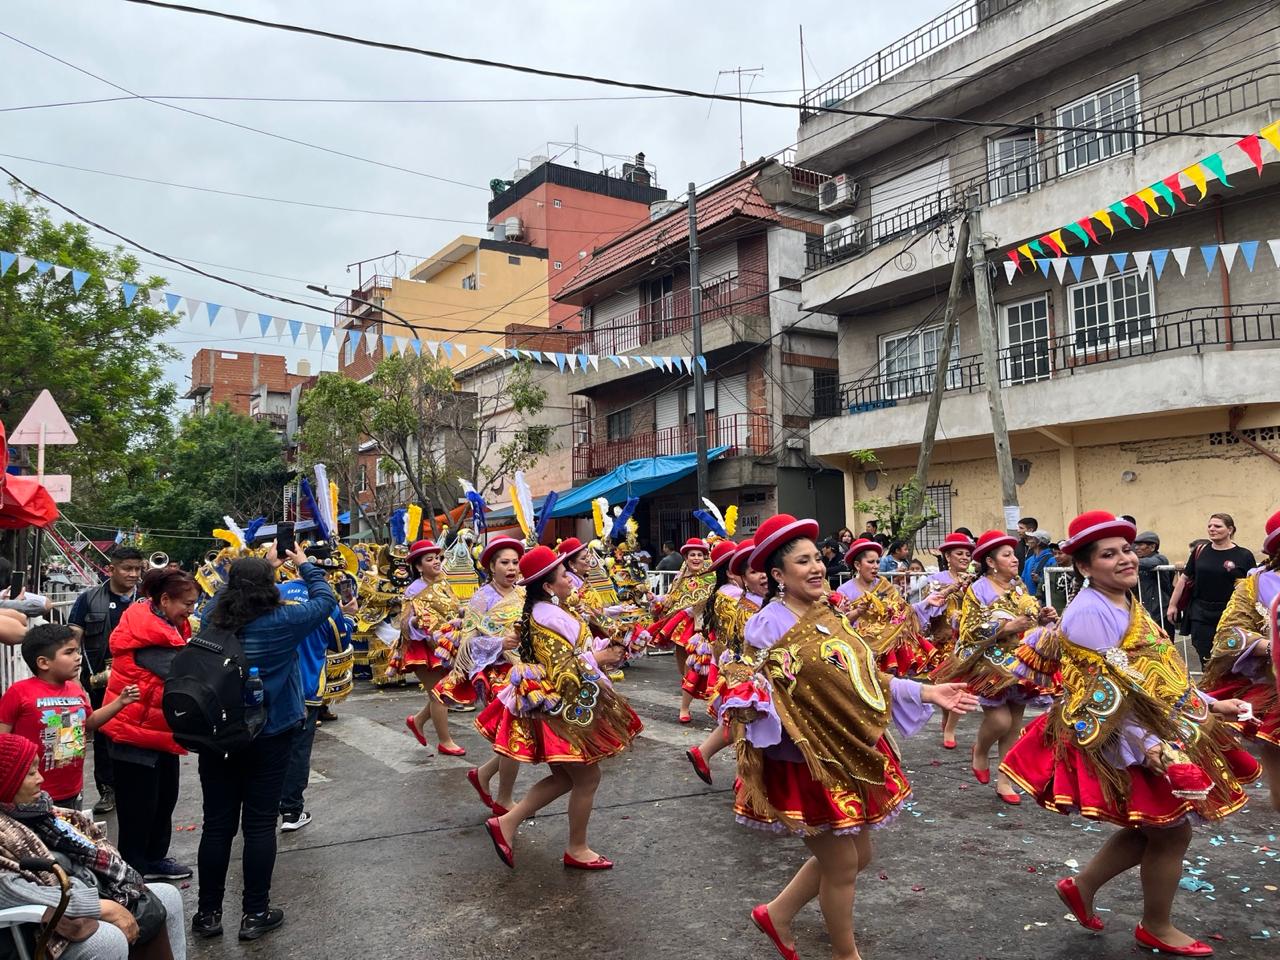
[693,508,727,539]
[300,479,331,541]
[465,489,487,535]
[608,498,639,541]
[244,516,266,544]
[535,490,558,542]
[389,507,407,546]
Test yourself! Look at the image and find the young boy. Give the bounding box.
[0,624,138,808]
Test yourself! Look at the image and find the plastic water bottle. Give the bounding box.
[244,666,264,708]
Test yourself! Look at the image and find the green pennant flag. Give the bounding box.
[1027,239,1048,258]
[1063,222,1090,248]
[1199,152,1230,188]
[1150,180,1176,212]
[1108,201,1135,229]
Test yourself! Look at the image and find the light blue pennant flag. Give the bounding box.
[259,313,272,335]
[1239,240,1259,271]
[1110,252,1129,273]
[0,252,14,276]
[289,320,303,344]
[71,269,89,292]
[696,356,707,373]
[382,333,395,354]
[1150,249,1169,280]
[553,352,566,372]
[608,355,622,368]
[165,292,182,313]
[1038,259,1051,278]
[441,342,454,359]
[319,326,333,348]
[121,282,139,307]
[34,260,53,276]
[410,338,422,355]
[1067,256,1085,281]
[1199,245,1218,273]
[205,301,220,323]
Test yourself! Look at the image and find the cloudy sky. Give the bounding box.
[3,0,950,402]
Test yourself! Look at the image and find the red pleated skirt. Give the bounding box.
[400,638,445,671]
[474,697,643,766]
[1205,677,1280,746]
[877,632,938,678]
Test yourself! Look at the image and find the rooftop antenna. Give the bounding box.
[718,67,765,168]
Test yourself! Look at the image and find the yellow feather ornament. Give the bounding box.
[723,505,738,538]
[406,504,423,543]
[329,482,340,535]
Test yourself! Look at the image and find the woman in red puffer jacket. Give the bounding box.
[102,567,197,881]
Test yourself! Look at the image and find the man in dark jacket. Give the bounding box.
[1134,531,1173,633]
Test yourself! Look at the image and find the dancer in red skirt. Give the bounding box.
[723,515,977,960]
[1002,511,1259,957]
[476,546,640,870]
[397,539,468,756]
[1201,507,1280,810]
[922,532,977,748]
[933,529,1058,803]
[680,538,737,703]
[651,538,716,723]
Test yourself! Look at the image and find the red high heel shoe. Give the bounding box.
[484,817,514,869]
[971,746,990,785]
[1134,924,1213,956]
[1055,877,1103,931]
[563,853,613,870]
[438,743,467,757]
[686,747,713,785]
[466,768,494,809]
[404,715,428,748]
[750,904,799,960]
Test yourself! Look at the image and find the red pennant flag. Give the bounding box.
[1123,195,1150,227]
[1077,218,1098,244]
[1042,233,1064,256]
[1161,173,1187,205]
[1235,134,1264,175]
[1006,249,1022,271]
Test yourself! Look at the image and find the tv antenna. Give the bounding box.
[718,67,764,167]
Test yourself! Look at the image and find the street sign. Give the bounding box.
[41,475,72,503]
[10,390,77,445]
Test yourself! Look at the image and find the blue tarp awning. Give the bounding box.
[488,447,729,520]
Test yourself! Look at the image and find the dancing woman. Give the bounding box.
[1001,512,1259,957]
[836,539,954,678]
[651,538,716,723]
[923,533,977,748]
[681,539,738,702]
[477,546,640,870]
[1200,508,1280,810]
[399,539,467,756]
[724,515,976,960]
[934,529,1057,804]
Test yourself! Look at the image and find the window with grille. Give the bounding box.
[1057,77,1140,175]
[880,325,960,399]
[461,274,478,290]
[894,482,953,550]
[1002,296,1051,384]
[1067,269,1154,354]
[606,409,632,441]
[987,127,1039,200]
[507,255,521,265]
[813,369,840,417]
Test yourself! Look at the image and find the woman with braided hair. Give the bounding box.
[475,546,641,870]
[1200,508,1280,811]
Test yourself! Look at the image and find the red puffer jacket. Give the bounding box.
[102,601,189,754]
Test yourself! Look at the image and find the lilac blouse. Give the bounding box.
[836,575,940,626]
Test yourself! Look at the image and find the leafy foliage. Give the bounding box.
[850,449,938,543]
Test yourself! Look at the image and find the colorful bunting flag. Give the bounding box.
[1199,153,1229,188]
[1235,135,1264,175]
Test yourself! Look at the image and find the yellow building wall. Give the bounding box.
[379,241,549,372]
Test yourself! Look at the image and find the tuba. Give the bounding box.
[149,551,169,569]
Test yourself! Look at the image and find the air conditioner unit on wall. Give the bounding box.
[824,216,864,255]
[818,174,861,212]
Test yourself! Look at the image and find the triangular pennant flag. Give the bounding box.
[1108,202,1135,229]
[52,265,71,283]
[1199,152,1229,188]
[1182,164,1208,199]
[16,256,35,275]
[421,341,435,356]
[1136,187,1161,217]
[336,330,348,355]
[205,301,221,323]
[1017,243,1035,264]
[455,344,467,358]
[1150,248,1170,280]
[1091,209,1114,238]
[1150,180,1176,212]
[588,354,599,371]
[1042,233,1063,257]
[1064,222,1090,248]
[480,345,494,354]
[441,342,454,359]
[530,351,544,363]
[492,346,506,358]
[1090,254,1110,279]
[103,278,122,294]
[1132,250,1151,277]
[165,292,182,313]
[1261,121,1280,154]
[1006,249,1022,271]
[1037,259,1051,278]
[1199,245,1219,273]
[1122,196,1149,227]
[697,356,708,373]
[305,326,317,349]
[1067,256,1085,281]
[553,352,566,372]
[619,355,632,368]
[121,282,138,307]
[1003,261,1017,285]
[1051,258,1067,283]
[1239,240,1259,271]
[1268,239,1280,269]
[234,309,250,333]
[258,313,272,335]
[185,297,204,319]
[1049,229,1067,255]
[1234,135,1264,174]
[319,326,333,348]
[381,333,394,354]
[608,355,622,368]
[272,316,287,337]
[1027,239,1048,259]
[1110,252,1129,273]
[1219,242,1238,272]
[1172,247,1192,276]
[1162,173,1187,205]
[0,252,14,276]
[290,320,303,344]
[149,290,166,307]
[409,338,422,355]
[34,260,53,276]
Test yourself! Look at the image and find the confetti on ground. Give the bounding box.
[1179,877,1215,893]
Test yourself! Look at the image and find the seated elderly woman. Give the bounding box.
[0,734,186,959]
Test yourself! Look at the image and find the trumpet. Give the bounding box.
[149,551,169,569]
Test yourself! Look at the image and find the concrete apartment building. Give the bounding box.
[798,0,1280,554]
[553,158,848,546]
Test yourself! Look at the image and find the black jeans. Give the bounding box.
[196,728,296,915]
[279,706,320,817]
[111,752,179,872]
[83,681,114,791]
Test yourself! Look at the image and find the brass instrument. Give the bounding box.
[149,551,169,569]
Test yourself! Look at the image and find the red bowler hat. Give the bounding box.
[844,537,883,566]
[517,545,567,585]
[480,536,526,569]
[709,539,738,570]
[938,532,977,555]
[729,539,755,577]
[750,514,820,572]
[1061,511,1137,555]
[1263,508,1280,556]
[406,539,443,564]
[679,537,711,557]
[972,529,1019,565]
[556,536,588,559]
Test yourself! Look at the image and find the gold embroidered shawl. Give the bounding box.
[1203,574,1274,689]
[846,576,921,656]
[934,577,1041,696]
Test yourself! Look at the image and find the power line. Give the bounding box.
[116,0,1256,142]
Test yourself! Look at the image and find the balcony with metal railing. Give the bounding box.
[333,274,395,330]
[572,413,772,481]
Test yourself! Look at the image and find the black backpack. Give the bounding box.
[162,622,265,754]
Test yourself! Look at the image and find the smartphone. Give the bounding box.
[276,522,296,557]
[8,571,25,600]
[337,577,356,605]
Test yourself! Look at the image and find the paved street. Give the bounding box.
[94,656,1277,960]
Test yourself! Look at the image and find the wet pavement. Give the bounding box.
[94,655,1279,960]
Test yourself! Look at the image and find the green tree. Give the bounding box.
[850,449,939,544]
[108,405,292,567]
[0,193,179,516]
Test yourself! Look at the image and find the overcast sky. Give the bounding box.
[3,0,950,403]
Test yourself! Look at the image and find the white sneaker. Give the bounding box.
[280,811,312,832]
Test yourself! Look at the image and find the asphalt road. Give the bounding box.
[94,655,1279,960]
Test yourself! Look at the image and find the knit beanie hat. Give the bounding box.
[0,734,39,804]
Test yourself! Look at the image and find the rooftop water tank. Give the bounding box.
[505,216,523,240]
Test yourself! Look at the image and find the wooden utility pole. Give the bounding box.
[968,191,1020,530]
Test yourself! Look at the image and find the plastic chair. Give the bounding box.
[0,905,51,960]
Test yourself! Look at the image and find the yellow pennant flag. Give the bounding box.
[1261,120,1280,154]
[1137,186,1163,215]
[1017,243,1035,264]
[1182,163,1208,199]
[1049,229,1067,255]
[1092,209,1114,237]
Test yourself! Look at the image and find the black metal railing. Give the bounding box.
[830,304,1280,414]
[807,189,958,271]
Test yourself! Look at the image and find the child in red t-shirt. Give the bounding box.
[0,623,138,806]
